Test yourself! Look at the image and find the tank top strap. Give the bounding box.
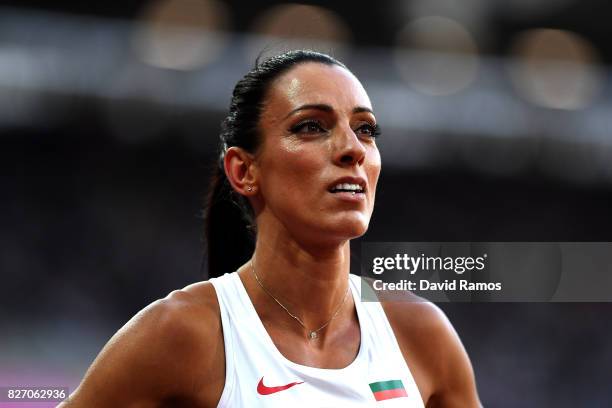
[208,273,239,407]
[349,274,425,406]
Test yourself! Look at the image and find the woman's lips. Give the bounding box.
[329,190,366,202]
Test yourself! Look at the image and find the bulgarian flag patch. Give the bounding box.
[369,379,408,401]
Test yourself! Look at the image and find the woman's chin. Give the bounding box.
[284,211,372,247]
[324,215,370,240]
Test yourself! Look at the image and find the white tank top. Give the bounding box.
[209,272,425,407]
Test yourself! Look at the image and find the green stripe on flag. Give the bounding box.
[369,379,404,393]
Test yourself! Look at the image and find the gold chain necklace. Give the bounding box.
[250,259,350,340]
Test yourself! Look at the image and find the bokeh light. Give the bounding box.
[247,3,351,62]
[394,16,479,95]
[509,28,602,110]
[403,0,488,36]
[132,0,229,70]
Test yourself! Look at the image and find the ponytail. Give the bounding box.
[204,165,255,279]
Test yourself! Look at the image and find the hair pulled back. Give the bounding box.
[204,50,347,278]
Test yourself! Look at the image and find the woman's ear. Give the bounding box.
[223,146,258,196]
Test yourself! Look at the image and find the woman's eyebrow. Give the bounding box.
[284,103,333,119]
[353,106,374,115]
[284,104,374,119]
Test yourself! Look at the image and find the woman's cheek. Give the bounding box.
[286,146,328,174]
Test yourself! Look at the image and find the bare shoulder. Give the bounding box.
[62,281,225,407]
[382,297,482,408]
[382,293,455,348]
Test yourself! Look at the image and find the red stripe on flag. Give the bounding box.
[373,388,408,401]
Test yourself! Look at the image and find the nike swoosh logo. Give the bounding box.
[257,376,304,395]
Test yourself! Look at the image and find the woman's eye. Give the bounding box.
[355,123,381,138]
[291,120,326,134]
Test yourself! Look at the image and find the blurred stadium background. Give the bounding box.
[1,0,611,406]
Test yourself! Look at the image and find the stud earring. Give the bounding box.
[246,186,253,192]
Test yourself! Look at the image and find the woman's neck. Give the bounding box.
[239,223,353,335]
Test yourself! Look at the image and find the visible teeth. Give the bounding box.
[334,183,362,191]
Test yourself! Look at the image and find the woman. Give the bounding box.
[62,50,481,407]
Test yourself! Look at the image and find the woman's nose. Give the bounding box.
[333,125,366,167]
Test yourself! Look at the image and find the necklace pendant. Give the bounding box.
[308,331,318,340]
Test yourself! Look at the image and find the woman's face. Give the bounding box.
[253,62,381,246]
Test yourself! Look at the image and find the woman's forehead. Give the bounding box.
[266,63,373,114]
